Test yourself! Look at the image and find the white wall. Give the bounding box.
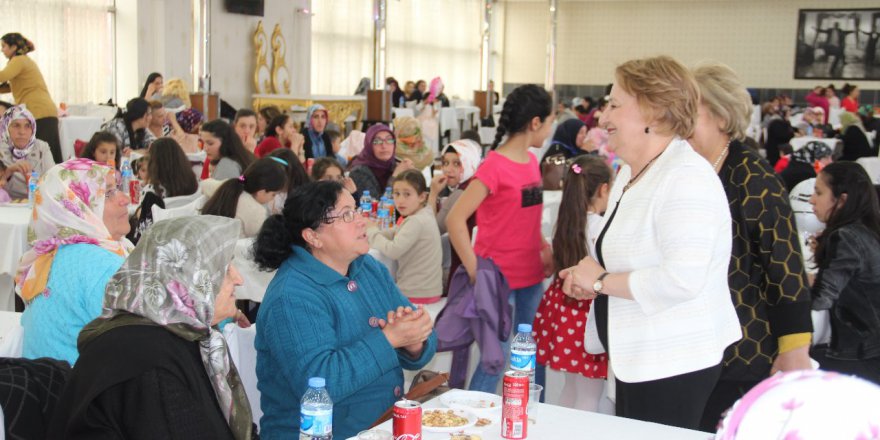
[128,0,311,110]
[503,0,880,89]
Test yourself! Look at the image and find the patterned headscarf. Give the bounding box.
[393,116,432,170]
[1,105,37,160]
[442,139,482,184]
[16,159,134,302]
[839,111,864,133]
[716,369,880,439]
[426,77,444,104]
[306,104,329,157]
[790,141,832,165]
[80,216,252,439]
[176,108,205,134]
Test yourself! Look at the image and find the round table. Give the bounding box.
[0,205,32,311]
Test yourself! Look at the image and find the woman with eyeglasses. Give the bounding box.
[348,124,415,198]
[253,180,437,439]
[18,159,133,365]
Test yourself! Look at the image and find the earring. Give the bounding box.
[644,127,650,134]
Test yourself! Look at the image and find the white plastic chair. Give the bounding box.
[151,194,207,223]
[857,157,880,185]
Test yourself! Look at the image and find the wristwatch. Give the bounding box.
[593,272,610,295]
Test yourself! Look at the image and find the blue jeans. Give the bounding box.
[468,282,545,394]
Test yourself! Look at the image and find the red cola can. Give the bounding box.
[306,157,315,175]
[392,399,422,440]
[502,370,529,439]
[129,180,141,205]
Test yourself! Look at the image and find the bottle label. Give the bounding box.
[360,201,372,213]
[300,407,332,436]
[510,349,536,371]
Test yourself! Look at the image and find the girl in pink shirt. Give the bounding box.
[447,84,555,393]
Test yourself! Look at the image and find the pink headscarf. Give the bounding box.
[426,77,444,105]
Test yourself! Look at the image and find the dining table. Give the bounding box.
[0,204,32,311]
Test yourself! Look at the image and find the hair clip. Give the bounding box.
[571,163,582,174]
[269,156,289,167]
[237,175,246,182]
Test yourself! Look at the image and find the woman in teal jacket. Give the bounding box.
[253,180,436,439]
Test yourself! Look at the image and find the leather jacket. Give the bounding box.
[812,223,880,360]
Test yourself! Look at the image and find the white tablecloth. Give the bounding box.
[0,311,23,357]
[0,206,31,311]
[392,108,414,119]
[351,394,710,440]
[58,116,103,161]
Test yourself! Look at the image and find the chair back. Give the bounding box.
[151,194,207,222]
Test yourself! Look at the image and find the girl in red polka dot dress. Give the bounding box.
[533,155,611,412]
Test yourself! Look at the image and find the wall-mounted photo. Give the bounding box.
[795,8,880,80]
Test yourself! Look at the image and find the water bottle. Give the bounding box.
[510,323,537,383]
[383,186,392,200]
[383,187,396,221]
[359,190,372,218]
[379,197,392,229]
[27,171,38,207]
[120,159,133,196]
[300,377,333,440]
[377,205,390,230]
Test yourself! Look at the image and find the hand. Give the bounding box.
[290,132,305,156]
[393,159,415,176]
[364,218,378,230]
[243,136,257,152]
[342,177,357,194]
[770,345,812,375]
[540,244,554,278]
[558,256,605,301]
[123,147,133,156]
[381,306,433,352]
[234,310,252,328]
[8,160,32,177]
[464,260,477,285]
[430,174,448,195]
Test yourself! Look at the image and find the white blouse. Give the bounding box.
[590,138,741,383]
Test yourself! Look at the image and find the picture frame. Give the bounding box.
[794,8,880,80]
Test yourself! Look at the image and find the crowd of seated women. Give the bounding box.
[1,56,880,440]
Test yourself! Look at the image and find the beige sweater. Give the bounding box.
[367,206,442,300]
[200,178,268,238]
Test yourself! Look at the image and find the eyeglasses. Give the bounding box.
[324,208,357,224]
[372,137,395,145]
[105,187,122,199]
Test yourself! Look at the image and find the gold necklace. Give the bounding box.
[623,149,665,193]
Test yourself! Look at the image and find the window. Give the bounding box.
[311,0,373,96]
[0,0,115,105]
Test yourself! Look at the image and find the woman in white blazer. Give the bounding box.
[559,56,741,430]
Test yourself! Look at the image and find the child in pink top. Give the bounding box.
[447,84,555,393]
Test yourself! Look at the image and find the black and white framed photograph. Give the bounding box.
[794,8,880,80]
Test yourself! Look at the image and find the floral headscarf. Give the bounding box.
[442,139,482,184]
[790,141,832,165]
[1,105,37,160]
[716,369,880,439]
[80,216,252,439]
[176,108,205,134]
[16,158,134,303]
[393,116,432,170]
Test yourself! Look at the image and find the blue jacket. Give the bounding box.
[255,246,437,439]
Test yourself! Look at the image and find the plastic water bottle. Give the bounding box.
[383,187,395,221]
[300,377,333,440]
[27,171,38,207]
[383,186,392,200]
[377,205,390,230]
[359,190,372,218]
[120,159,133,195]
[510,323,537,383]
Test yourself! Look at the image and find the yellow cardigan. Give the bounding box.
[0,55,57,119]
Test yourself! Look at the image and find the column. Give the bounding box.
[545,0,557,94]
[372,0,387,89]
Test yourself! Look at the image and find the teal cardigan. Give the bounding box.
[21,244,125,365]
[255,246,437,439]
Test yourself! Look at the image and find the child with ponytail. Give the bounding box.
[533,155,611,411]
[201,157,287,237]
[447,84,555,393]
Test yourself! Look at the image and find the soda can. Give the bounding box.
[129,180,141,205]
[502,370,529,439]
[306,157,315,174]
[372,200,379,216]
[392,399,422,440]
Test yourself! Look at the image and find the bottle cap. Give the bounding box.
[363,190,370,195]
[517,323,532,333]
[308,377,326,388]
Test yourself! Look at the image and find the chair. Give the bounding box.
[857,157,880,185]
[151,194,207,222]
[221,324,261,425]
[162,191,204,209]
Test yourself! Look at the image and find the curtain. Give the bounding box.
[0,0,114,105]
[310,0,483,99]
[386,0,481,101]
[310,0,373,96]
